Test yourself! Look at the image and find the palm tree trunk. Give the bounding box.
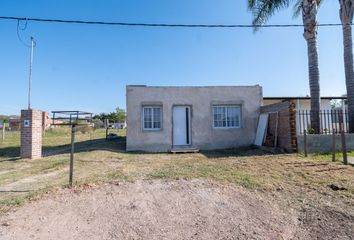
[306,37,321,133]
[342,24,354,132]
[302,0,321,133]
[340,0,354,133]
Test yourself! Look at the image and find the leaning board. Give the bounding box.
[254,113,269,146]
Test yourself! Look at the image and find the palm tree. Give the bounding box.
[339,0,354,132]
[248,0,321,133]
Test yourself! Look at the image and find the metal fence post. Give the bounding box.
[341,130,348,165]
[332,129,336,162]
[304,130,308,157]
[69,124,75,186]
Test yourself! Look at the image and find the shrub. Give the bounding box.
[308,128,316,134]
[77,125,93,134]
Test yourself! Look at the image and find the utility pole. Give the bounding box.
[28,37,35,110]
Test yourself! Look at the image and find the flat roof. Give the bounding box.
[127,85,261,88]
[264,96,346,100]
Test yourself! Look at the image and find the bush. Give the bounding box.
[308,128,316,134]
[77,125,93,134]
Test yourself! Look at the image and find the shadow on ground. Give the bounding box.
[0,136,290,160]
[42,137,126,157]
[200,146,286,159]
[0,137,126,159]
[0,147,20,161]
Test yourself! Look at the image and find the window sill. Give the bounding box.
[142,129,163,132]
[213,127,241,130]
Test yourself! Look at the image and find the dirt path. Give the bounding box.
[0,180,353,240]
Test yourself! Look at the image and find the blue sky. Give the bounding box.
[0,0,346,115]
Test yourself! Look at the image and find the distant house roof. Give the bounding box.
[9,118,20,122]
[263,96,346,100]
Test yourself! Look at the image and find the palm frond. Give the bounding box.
[248,0,323,30]
[293,1,302,18]
[248,0,291,27]
[293,0,323,18]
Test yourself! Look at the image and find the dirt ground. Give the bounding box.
[0,179,353,240]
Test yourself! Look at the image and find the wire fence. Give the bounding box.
[297,109,353,135]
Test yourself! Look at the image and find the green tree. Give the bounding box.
[248,0,321,133]
[93,108,126,123]
[339,0,354,132]
[0,115,9,123]
[115,107,126,123]
[93,113,109,121]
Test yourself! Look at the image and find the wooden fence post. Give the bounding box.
[341,130,348,165]
[2,122,5,141]
[105,119,109,140]
[274,111,279,148]
[304,130,308,157]
[332,129,336,162]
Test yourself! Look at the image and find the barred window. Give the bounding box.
[213,106,241,128]
[143,107,162,130]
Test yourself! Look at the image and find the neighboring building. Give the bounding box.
[94,121,126,129]
[9,117,21,131]
[126,85,262,152]
[7,113,51,131]
[264,96,348,135]
[260,96,348,152]
[113,122,126,129]
[50,119,64,126]
[262,96,346,110]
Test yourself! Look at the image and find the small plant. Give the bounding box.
[308,128,316,134]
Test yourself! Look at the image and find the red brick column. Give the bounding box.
[20,109,43,159]
[260,100,297,152]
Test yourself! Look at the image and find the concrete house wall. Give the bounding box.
[126,85,262,152]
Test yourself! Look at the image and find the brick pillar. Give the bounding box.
[21,109,43,159]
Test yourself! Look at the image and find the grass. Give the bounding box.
[312,150,354,160]
[0,127,353,213]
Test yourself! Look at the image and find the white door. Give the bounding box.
[173,106,191,146]
[254,113,269,146]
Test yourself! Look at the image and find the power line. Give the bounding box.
[0,16,349,28]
